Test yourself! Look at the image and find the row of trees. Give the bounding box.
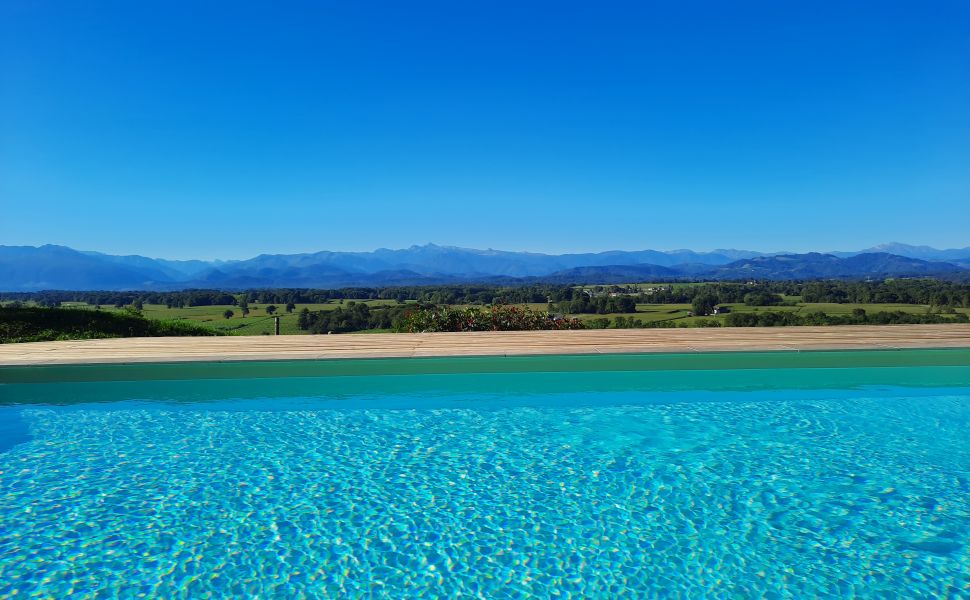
[688,290,783,317]
[4,279,970,311]
[549,295,637,314]
[798,280,970,307]
[581,308,970,330]
[724,309,969,327]
[296,303,412,334]
[0,286,570,308]
[635,280,970,308]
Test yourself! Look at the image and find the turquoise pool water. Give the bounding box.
[1,350,969,597]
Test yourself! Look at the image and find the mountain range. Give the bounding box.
[1,243,969,291]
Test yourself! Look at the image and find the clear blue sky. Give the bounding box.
[2,1,968,259]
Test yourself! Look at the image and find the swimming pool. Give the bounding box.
[1,350,968,597]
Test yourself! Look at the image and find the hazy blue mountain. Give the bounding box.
[0,245,176,291]
[526,253,965,284]
[539,264,680,284]
[1,244,967,290]
[201,244,754,280]
[552,249,752,269]
[80,251,221,279]
[701,252,964,280]
[196,265,466,289]
[832,242,970,263]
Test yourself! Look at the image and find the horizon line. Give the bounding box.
[4,240,970,263]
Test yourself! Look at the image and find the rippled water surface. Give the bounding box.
[1,363,969,598]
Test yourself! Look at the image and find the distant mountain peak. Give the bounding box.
[1,243,967,291]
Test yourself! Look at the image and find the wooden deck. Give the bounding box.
[1,324,969,366]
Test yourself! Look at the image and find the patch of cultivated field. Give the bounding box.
[572,302,969,327]
[791,302,969,315]
[14,300,969,334]
[54,301,410,335]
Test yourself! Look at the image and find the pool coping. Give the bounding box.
[2,347,970,384]
[1,324,969,367]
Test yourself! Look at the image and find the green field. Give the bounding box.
[567,304,693,325]
[12,299,970,335]
[53,300,411,335]
[571,302,970,327]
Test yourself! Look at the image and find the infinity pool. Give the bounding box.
[1,350,969,597]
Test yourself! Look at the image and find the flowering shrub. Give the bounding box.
[397,304,585,332]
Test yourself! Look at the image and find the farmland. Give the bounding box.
[51,300,410,335]
[21,298,970,335]
[3,279,969,339]
[570,301,970,328]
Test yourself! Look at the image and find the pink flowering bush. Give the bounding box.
[397,304,585,332]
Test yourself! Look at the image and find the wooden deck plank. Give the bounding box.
[1,324,968,366]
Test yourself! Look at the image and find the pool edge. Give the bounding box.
[3,347,970,384]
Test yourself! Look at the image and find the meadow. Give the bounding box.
[36,298,970,334]
[53,300,408,335]
[569,301,970,327]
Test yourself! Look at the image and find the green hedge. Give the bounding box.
[724,309,969,327]
[0,306,221,343]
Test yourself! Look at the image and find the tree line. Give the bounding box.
[4,279,969,311]
[549,295,637,314]
[0,285,572,308]
[723,309,969,327]
[297,303,412,334]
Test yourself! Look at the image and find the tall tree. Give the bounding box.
[691,294,718,316]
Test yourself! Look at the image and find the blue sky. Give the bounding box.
[1,1,968,259]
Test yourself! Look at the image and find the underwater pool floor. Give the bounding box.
[1,352,968,597]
